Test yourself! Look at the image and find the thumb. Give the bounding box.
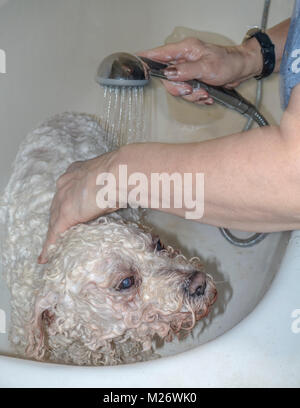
[38,232,56,264]
[38,223,65,264]
[164,60,209,82]
[137,40,195,63]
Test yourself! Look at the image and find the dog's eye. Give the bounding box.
[118,276,135,290]
[155,239,164,251]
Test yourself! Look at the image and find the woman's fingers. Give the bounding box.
[163,60,208,82]
[38,200,78,264]
[162,80,193,96]
[195,97,214,105]
[182,90,213,104]
[161,80,211,103]
[38,217,64,264]
[38,229,58,264]
[38,180,77,264]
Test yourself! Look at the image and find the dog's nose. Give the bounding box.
[188,271,207,296]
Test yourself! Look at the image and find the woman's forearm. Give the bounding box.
[117,128,300,232]
[115,85,300,233]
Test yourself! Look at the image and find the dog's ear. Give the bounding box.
[26,292,57,360]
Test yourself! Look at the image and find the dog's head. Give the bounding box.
[28,216,217,365]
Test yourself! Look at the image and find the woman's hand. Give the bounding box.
[138,37,262,104]
[38,152,118,264]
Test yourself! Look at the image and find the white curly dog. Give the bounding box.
[0,112,217,366]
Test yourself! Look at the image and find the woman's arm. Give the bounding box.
[39,83,300,263]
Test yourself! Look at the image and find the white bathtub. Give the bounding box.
[0,0,299,387]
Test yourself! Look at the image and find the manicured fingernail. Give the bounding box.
[179,88,192,96]
[206,98,214,105]
[198,95,208,100]
[164,66,178,79]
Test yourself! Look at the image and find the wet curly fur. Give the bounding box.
[0,112,217,365]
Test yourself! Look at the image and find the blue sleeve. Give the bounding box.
[280,0,300,109]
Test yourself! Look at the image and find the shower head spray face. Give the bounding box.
[96,52,150,87]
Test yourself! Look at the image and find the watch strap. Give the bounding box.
[249,30,275,80]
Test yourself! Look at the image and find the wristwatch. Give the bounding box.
[243,27,275,80]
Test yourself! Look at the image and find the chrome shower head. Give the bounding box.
[96,52,151,87]
[95,52,172,87]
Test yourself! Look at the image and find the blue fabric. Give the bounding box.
[280,0,300,108]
